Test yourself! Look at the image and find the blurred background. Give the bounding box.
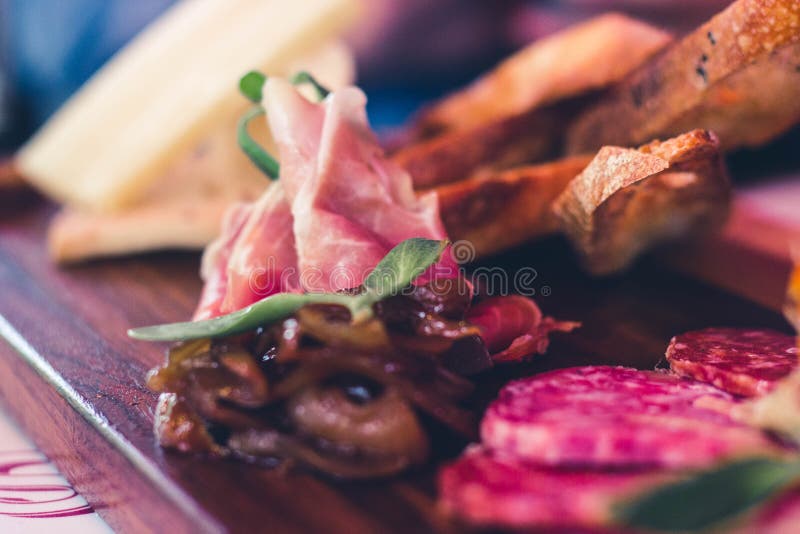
[0,0,733,153]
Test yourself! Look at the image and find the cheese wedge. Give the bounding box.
[18,0,360,211]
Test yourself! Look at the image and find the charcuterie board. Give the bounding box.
[0,190,791,533]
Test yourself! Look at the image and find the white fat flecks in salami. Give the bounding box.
[481,366,781,468]
[438,446,674,530]
[667,328,798,398]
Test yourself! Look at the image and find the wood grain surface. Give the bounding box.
[0,193,791,533]
[665,180,800,312]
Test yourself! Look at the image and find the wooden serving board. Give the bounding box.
[0,192,792,534]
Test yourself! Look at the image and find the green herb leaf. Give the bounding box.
[347,237,447,323]
[237,106,279,179]
[128,292,356,342]
[239,70,267,103]
[290,71,330,101]
[616,457,800,532]
[128,238,447,342]
[362,238,447,301]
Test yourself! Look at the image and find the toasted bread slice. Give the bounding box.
[394,102,575,190]
[666,43,800,149]
[393,14,671,189]
[414,13,671,138]
[438,156,591,257]
[553,130,730,275]
[567,0,800,152]
[49,203,229,263]
[48,125,263,262]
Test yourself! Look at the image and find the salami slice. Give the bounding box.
[439,446,674,530]
[481,366,780,468]
[666,328,798,397]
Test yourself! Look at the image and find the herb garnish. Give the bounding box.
[237,106,279,178]
[239,70,267,103]
[290,71,330,100]
[616,457,800,532]
[128,238,446,342]
[236,69,330,180]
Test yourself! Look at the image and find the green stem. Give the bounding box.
[237,106,279,180]
[236,71,330,181]
[290,71,330,100]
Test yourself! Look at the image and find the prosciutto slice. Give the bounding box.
[194,202,252,320]
[265,78,455,292]
[193,186,298,320]
[466,296,579,363]
[194,80,453,319]
[220,184,299,313]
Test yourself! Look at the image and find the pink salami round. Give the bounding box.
[481,366,780,468]
[666,328,798,397]
[439,446,672,530]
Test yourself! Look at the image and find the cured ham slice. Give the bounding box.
[195,79,455,318]
[265,78,455,293]
[466,296,579,363]
[221,184,299,313]
[193,203,252,320]
[193,185,298,320]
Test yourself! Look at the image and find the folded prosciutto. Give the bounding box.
[193,202,254,320]
[194,80,454,319]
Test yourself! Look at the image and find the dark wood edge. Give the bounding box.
[0,314,223,534]
[663,237,792,312]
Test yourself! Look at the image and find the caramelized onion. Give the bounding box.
[287,385,429,465]
[268,352,477,438]
[379,278,472,321]
[181,367,268,430]
[271,348,474,405]
[146,278,511,477]
[227,429,419,479]
[147,338,212,392]
[217,350,269,408]
[154,393,219,454]
[295,306,391,350]
[440,335,493,376]
[225,383,431,478]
